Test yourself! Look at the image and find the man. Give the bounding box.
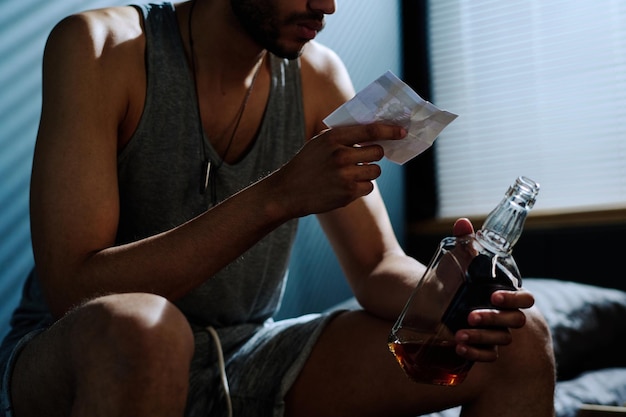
[0,0,556,416]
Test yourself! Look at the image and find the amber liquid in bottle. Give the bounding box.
[388,333,473,386]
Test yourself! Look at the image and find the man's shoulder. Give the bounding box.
[48,6,144,59]
[299,41,355,135]
[300,41,353,96]
[300,41,344,78]
[41,5,148,147]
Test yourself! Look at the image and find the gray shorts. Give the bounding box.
[185,313,337,417]
[0,312,338,417]
[1,328,46,417]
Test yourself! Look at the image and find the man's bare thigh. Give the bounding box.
[285,309,485,417]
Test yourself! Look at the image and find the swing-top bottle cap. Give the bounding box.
[506,176,540,209]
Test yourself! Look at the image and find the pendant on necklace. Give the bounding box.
[201,159,211,194]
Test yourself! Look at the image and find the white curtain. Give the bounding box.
[429,0,626,218]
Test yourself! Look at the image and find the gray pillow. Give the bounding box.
[524,278,626,380]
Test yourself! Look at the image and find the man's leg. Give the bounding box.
[285,306,555,417]
[9,293,194,417]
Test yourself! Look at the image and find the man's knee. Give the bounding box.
[506,306,555,377]
[69,293,195,372]
[11,293,194,417]
[523,306,554,355]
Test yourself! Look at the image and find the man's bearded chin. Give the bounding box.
[230,0,320,60]
[242,25,307,61]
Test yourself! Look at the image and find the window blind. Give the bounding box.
[428,0,626,218]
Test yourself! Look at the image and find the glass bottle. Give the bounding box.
[388,176,540,386]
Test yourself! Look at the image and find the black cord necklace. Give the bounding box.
[187,0,265,201]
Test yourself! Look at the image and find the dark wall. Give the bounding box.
[401,0,438,223]
[515,224,626,291]
[407,223,626,293]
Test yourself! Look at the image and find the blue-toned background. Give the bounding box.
[0,0,404,335]
[275,2,405,318]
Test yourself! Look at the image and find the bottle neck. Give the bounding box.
[476,207,528,255]
[475,177,539,255]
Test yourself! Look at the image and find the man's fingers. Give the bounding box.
[491,289,535,309]
[456,342,500,362]
[467,308,528,329]
[455,327,513,362]
[322,123,407,147]
[453,218,474,236]
[330,143,385,166]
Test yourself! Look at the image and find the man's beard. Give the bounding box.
[230,0,324,60]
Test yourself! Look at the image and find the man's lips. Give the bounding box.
[296,20,324,40]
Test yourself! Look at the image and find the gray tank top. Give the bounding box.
[117,2,305,326]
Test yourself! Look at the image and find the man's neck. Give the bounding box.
[181,0,266,84]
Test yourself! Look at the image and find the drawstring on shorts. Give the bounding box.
[206,326,233,417]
